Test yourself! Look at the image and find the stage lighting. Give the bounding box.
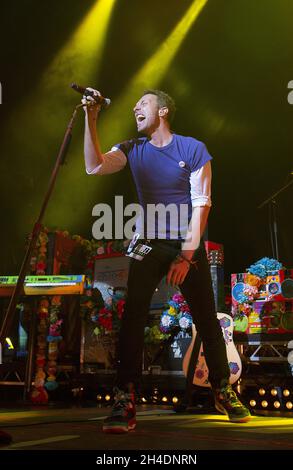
[99,0,208,142]
[258,388,266,396]
[46,0,117,82]
[261,400,268,408]
[5,337,14,349]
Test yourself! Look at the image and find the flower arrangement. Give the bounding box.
[29,230,49,275]
[27,228,130,396]
[248,257,282,279]
[80,286,126,336]
[29,227,129,275]
[232,257,283,319]
[233,258,282,308]
[45,295,63,392]
[31,298,50,404]
[144,324,170,343]
[159,293,193,334]
[30,295,64,403]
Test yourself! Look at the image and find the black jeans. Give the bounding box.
[116,239,230,389]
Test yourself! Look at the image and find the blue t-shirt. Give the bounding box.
[116,133,212,239]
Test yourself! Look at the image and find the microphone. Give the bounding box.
[70,83,111,108]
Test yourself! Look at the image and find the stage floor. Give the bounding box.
[1,404,293,453]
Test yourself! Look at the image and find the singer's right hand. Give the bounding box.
[82,87,101,116]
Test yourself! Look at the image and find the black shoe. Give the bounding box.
[103,387,136,434]
[214,383,251,423]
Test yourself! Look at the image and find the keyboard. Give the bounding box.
[0,275,85,296]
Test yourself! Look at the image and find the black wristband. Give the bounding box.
[175,254,198,268]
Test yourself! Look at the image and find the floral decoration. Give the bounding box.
[31,297,50,404]
[80,286,126,336]
[235,257,283,309]
[159,293,193,334]
[144,324,170,343]
[232,257,284,324]
[45,295,63,392]
[248,257,283,279]
[27,228,130,400]
[29,230,49,275]
[29,227,129,275]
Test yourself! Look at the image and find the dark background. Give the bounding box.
[0,0,292,282]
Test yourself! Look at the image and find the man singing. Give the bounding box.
[83,88,250,433]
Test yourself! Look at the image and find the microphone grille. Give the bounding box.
[104,98,111,108]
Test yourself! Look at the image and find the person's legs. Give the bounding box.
[116,248,172,388]
[103,242,173,433]
[180,243,250,422]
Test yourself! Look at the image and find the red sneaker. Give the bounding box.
[103,388,136,434]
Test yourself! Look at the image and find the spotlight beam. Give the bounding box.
[99,0,208,144]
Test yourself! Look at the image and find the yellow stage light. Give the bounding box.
[261,400,268,408]
[162,396,168,403]
[44,0,117,89]
[99,0,208,142]
[5,337,14,350]
[105,394,111,401]
[249,400,256,407]
[271,388,278,396]
[286,402,293,410]
[172,396,179,404]
[3,0,117,234]
[283,389,290,397]
[273,401,281,409]
[258,388,266,396]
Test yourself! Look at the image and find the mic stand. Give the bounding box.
[257,176,293,261]
[0,102,84,399]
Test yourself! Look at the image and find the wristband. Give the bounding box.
[175,254,198,268]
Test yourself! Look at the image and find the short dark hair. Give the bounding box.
[142,89,176,123]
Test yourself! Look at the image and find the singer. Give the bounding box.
[82,87,250,433]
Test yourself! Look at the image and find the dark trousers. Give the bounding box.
[116,240,230,389]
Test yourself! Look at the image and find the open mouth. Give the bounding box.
[136,114,146,123]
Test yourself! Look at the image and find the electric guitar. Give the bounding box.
[182,312,242,387]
